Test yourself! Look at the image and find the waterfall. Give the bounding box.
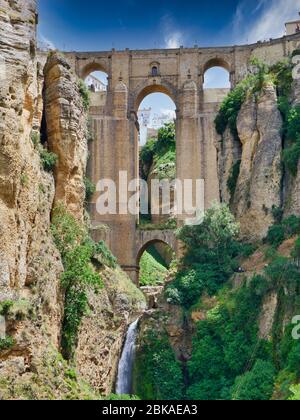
[116,319,139,395]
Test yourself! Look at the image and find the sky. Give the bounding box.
[38,0,300,131]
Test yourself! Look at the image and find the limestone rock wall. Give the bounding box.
[0,0,64,380]
[215,127,242,204]
[283,78,300,217]
[218,85,283,240]
[44,53,88,221]
[0,1,146,400]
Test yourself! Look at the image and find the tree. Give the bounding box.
[231,360,275,400]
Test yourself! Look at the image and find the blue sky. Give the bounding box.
[38,0,300,122]
[38,0,300,51]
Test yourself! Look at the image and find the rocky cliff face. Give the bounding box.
[44,53,88,221]
[0,1,145,400]
[234,84,283,240]
[0,0,64,377]
[217,84,284,240]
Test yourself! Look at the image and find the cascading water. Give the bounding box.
[116,319,139,395]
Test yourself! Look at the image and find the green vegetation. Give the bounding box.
[186,251,300,400]
[84,176,96,202]
[215,78,250,139]
[227,160,241,199]
[92,240,117,269]
[0,299,34,324]
[133,331,184,400]
[30,130,58,172]
[282,106,300,176]
[289,385,300,400]
[138,217,177,231]
[0,300,14,316]
[40,148,58,172]
[31,130,41,147]
[0,349,106,400]
[160,203,300,400]
[165,204,241,308]
[231,360,275,400]
[139,247,168,286]
[78,79,90,111]
[140,122,176,180]
[51,204,109,359]
[0,337,15,352]
[186,275,272,400]
[215,54,300,177]
[266,215,300,248]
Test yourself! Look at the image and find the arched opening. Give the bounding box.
[138,240,174,287]
[203,59,231,103]
[84,70,108,108]
[137,89,177,229]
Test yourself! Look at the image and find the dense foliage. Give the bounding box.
[187,250,300,400]
[160,204,300,400]
[133,332,184,400]
[165,204,241,308]
[266,214,300,248]
[140,122,176,180]
[51,205,118,359]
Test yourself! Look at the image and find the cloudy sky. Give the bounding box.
[38,0,300,129]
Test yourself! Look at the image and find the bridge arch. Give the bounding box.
[132,80,178,111]
[79,60,110,81]
[203,57,232,74]
[136,230,177,266]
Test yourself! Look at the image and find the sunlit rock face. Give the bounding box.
[44,52,88,222]
[0,0,64,385]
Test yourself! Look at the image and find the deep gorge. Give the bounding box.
[1,0,300,401]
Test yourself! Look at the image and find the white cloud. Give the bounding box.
[161,14,184,49]
[165,31,183,49]
[233,0,300,44]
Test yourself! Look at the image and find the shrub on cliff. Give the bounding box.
[51,205,105,359]
[266,215,300,248]
[84,176,96,202]
[78,79,90,111]
[282,106,300,176]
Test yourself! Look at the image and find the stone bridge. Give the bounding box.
[104,229,179,284]
[61,33,300,284]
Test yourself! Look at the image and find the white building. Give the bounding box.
[286,13,300,36]
[138,107,175,145]
[85,74,107,92]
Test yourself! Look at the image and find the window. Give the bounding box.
[152,66,159,77]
